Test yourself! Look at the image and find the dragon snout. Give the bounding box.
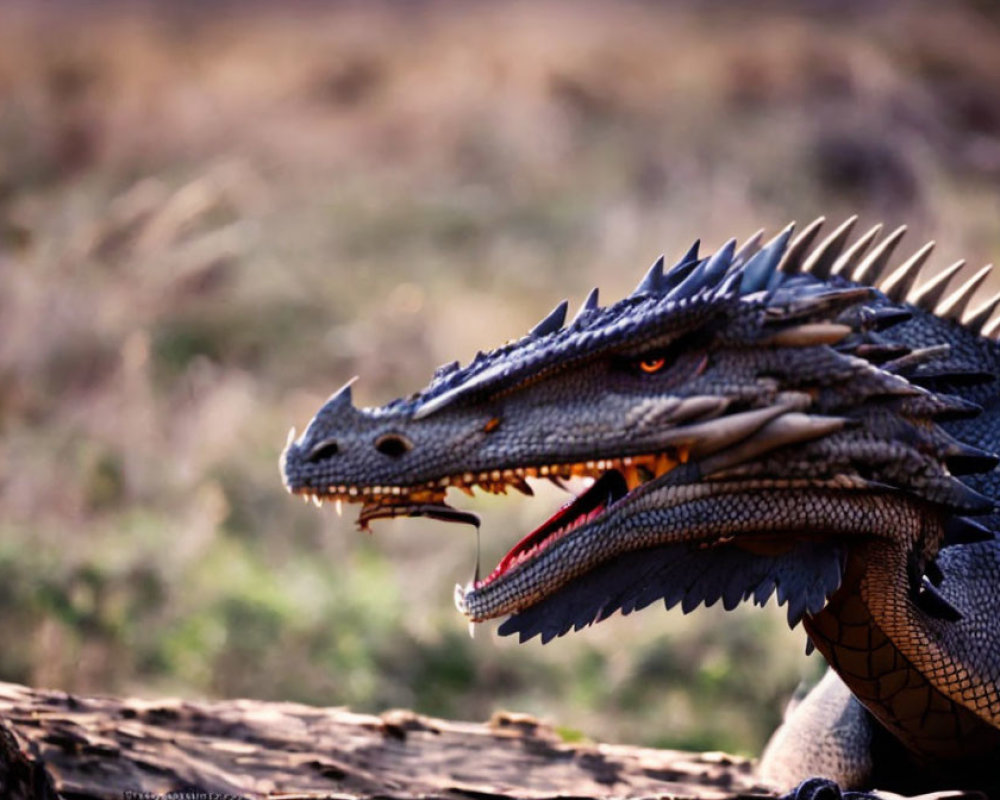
[298,430,414,466]
[373,432,414,458]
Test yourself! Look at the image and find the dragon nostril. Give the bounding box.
[375,433,413,458]
[307,439,340,462]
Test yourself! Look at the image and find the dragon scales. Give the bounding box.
[282,218,1000,796]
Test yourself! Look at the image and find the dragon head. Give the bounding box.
[282,218,998,643]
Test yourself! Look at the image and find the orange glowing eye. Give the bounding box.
[638,357,666,374]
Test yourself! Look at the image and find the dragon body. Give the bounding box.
[281,218,1000,795]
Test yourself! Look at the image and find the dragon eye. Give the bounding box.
[638,357,666,374]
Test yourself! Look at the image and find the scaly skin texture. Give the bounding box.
[282,218,1000,795]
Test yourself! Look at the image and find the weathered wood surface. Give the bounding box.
[0,681,776,800]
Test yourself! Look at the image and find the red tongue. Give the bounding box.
[487,470,626,582]
[494,498,606,576]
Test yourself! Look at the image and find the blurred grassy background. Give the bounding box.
[2,0,1000,757]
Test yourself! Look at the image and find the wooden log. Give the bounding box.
[0,681,776,800]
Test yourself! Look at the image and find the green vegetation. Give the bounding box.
[0,0,999,756]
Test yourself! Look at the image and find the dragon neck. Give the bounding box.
[805,532,1000,764]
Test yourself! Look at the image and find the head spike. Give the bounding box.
[936,263,992,321]
[670,239,735,301]
[801,215,858,279]
[713,262,745,299]
[879,241,935,302]
[964,287,1000,334]
[778,216,825,274]
[670,240,701,272]
[907,259,965,311]
[632,255,666,296]
[732,229,765,268]
[664,256,701,291]
[830,223,882,276]
[981,308,1000,339]
[529,299,569,338]
[327,376,357,409]
[703,238,737,283]
[314,377,359,424]
[853,225,907,284]
[742,223,794,294]
[570,287,600,326]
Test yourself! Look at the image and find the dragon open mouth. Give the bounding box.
[287,448,686,593]
[477,470,630,589]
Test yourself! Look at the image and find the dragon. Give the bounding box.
[281,217,1000,797]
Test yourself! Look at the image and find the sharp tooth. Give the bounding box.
[349,487,358,496]
[622,466,642,490]
[312,495,323,508]
[491,470,501,481]
[391,486,401,495]
[335,499,343,517]
[286,426,297,447]
[468,621,476,639]
[439,477,450,487]
[457,485,475,497]
[654,453,676,477]
[548,475,570,492]
[512,478,534,496]
[463,472,475,483]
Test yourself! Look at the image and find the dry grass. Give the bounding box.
[1,0,999,755]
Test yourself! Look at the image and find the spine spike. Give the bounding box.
[853,224,907,284]
[703,238,737,283]
[936,263,993,321]
[570,287,600,326]
[879,241,935,302]
[664,240,701,290]
[633,255,666,296]
[778,216,825,274]
[742,223,794,294]
[981,309,1000,339]
[907,259,965,310]
[668,240,735,301]
[732,228,765,268]
[670,240,701,272]
[529,299,569,338]
[830,222,882,276]
[801,215,858,279]
[964,287,1000,334]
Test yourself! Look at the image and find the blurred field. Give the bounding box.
[2,0,1000,757]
